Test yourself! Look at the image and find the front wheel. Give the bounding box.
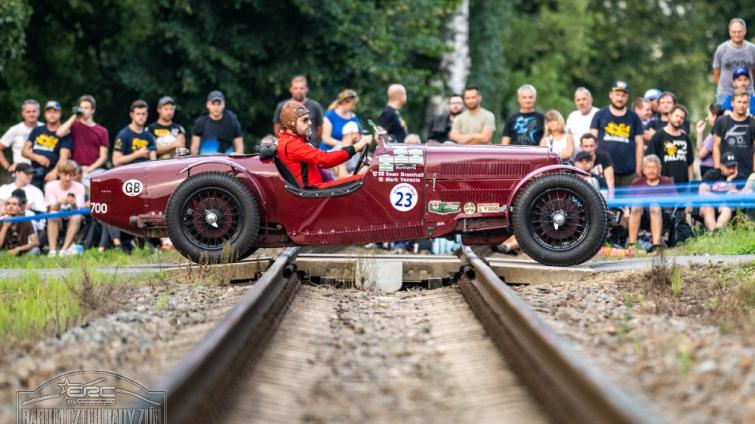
[511,173,607,267]
[166,172,260,264]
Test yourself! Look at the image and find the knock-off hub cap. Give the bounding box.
[205,210,219,228]
[552,210,566,229]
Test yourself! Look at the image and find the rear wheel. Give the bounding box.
[511,173,607,267]
[166,172,259,264]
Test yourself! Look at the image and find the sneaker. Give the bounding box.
[47,250,57,257]
[65,246,82,256]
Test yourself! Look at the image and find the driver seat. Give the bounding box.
[259,143,365,198]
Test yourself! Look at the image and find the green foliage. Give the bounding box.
[468,0,508,131]
[487,0,735,121]
[672,215,755,256]
[0,246,182,269]
[0,0,458,150]
[0,0,31,73]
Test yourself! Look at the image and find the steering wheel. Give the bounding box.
[350,136,371,175]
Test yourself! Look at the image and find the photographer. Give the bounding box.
[56,95,109,188]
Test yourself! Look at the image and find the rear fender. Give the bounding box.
[178,158,267,213]
[506,164,589,211]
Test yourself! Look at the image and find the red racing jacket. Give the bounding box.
[277,131,356,188]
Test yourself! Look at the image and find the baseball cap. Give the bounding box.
[207,90,225,102]
[733,67,750,80]
[157,96,175,107]
[611,81,630,93]
[14,163,34,174]
[644,88,661,100]
[44,100,61,111]
[575,151,593,162]
[721,151,738,167]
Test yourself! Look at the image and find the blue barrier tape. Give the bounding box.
[0,208,91,223]
[605,193,755,209]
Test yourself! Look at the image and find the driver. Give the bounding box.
[278,101,371,188]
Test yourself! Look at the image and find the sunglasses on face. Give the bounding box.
[298,116,311,124]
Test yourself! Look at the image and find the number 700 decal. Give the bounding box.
[389,183,418,212]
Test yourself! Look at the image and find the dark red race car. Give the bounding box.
[90,127,607,267]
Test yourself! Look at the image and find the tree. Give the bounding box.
[0,0,31,73]
[0,0,459,150]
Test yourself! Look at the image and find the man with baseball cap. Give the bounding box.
[22,100,73,190]
[190,90,244,155]
[0,162,46,213]
[721,67,755,115]
[147,96,186,159]
[277,101,371,188]
[699,151,744,231]
[590,81,645,188]
[643,88,662,117]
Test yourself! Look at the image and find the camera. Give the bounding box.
[73,106,84,117]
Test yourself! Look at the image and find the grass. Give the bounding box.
[0,268,168,347]
[670,215,755,256]
[621,254,755,335]
[0,247,184,269]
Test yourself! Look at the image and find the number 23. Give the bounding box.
[394,191,413,207]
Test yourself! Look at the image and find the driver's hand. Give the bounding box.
[354,135,372,152]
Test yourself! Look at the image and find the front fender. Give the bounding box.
[506,164,590,210]
[178,158,267,212]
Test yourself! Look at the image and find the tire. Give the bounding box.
[511,173,607,267]
[166,172,260,264]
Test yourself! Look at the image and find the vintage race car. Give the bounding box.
[90,130,608,267]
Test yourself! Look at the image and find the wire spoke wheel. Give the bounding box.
[167,172,260,264]
[512,173,608,267]
[181,187,243,250]
[527,188,589,251]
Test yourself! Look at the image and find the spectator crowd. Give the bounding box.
[1,17,754,257]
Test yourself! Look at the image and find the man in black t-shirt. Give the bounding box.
[579,133,615,197]
[22,101,72,190]
[191,91,243,155]
[699,152,744,231]
[590,80,645,186]
[712,88,755,174]
[377,84,408,143]
[645,91,691,135]
[147,96,185,159]
[427,95,464,143]
[646,105,694,186]
[501,84,545,146]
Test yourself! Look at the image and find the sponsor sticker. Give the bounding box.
[390,183,418,212]
[477,203,500,213]
[428,200,461,215]
[122,179,144,197]
[463,202,476,214]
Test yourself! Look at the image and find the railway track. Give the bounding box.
[138,248,659,423]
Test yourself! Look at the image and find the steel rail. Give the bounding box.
[460,246,660,424]
[140,247,301,423]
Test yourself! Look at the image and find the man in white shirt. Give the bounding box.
[0,99,42,173]
[0,163,46,212]
[565,87,599,158]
